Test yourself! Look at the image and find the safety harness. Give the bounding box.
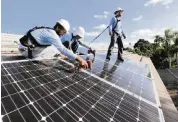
[19,26,53,58]
[112,17,121,36]
[70,33,79,53]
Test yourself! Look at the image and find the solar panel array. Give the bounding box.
[90,54,156,103]
[1,54,164,122]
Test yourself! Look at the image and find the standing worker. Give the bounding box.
[106,8,126,62]
[18,19,88,69]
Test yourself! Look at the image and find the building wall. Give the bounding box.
[1,33,23,55]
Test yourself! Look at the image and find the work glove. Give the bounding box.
[88,49,96,55]
[109,32,113,36]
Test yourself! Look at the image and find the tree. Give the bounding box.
[154,35,164,48]
[133,29,177,69]
[173,31,178,67]
[134,39,153,57]
[154,29,175,69]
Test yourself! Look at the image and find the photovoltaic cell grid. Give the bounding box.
[90,56,156,104]
[93,53,151,77]
[1,59,162,122]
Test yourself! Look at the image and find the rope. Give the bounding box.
[88,26,109,45]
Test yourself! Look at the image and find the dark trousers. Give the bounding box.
[106,34,123,60]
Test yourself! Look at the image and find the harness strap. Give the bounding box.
[112,17,121,35]
[28,47,33,59]
[21,26,54,58]
[70,33,79,53]
[27,26,53,47]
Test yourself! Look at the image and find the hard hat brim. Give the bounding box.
[114,9,124,15]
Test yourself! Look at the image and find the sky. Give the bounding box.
[2,0,178,47]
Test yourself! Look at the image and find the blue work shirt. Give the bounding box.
[60,32,72,43]
[61,33,91,50]
[30,28,77,60]
[109,17,125,37]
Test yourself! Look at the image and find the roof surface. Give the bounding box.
[1,53,167,122]
[125,54,178,122]
[1,53,178,122]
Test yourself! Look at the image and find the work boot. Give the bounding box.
[106,56,110,61]
[105,58,110,63]
[117,56,124,62]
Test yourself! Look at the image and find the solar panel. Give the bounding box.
[1,55,164,122]
[90,54,156,103]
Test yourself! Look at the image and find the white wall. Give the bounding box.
[1,33,23,55]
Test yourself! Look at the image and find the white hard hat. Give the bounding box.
[118,7,124,11]
[114,7,124,15]
[73,26,85,38]
[57,19,70,32]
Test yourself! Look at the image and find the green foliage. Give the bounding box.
[133,39,154,57]
[133,29,178,69]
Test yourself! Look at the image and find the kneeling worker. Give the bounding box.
[18,19,88,69]
[61,27,95,61]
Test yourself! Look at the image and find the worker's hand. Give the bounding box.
[59,54,68,60]
[92,50,96,53]
[109,32,113,36]
[91,50,96,56]
[76,56,88,69]
[123,34,126,39]
[88,49,95,54]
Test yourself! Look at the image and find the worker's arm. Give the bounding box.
[108,17,115,36]
[78,40,95,56]
[49,31,88,68]
[50,37,77,60]
[121,25,126,39]
[78,40,91,50]
[60,33,71,43]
